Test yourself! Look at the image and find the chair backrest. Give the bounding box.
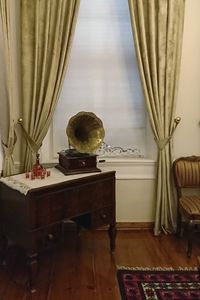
[173,156,200,189]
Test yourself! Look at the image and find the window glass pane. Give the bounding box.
[52,0,146,157]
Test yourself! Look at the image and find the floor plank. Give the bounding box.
[0,229,200,300]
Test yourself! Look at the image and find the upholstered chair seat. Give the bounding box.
[179,196,200,220]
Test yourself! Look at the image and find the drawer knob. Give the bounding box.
[48,234,54,240]
[79,160,86,167]
[101,213,107,219]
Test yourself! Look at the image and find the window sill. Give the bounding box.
[97,157,156,180]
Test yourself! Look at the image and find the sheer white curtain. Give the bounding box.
[48,0,146,161]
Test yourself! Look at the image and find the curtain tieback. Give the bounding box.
[1,130,17,159]
[17,118,42,154]
[156,138,169,150]
[155,117,181,150]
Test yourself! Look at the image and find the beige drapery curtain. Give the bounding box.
[128,0,185,235]
[0,0,17,176]
[20,0,80,171]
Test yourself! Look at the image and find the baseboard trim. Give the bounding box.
[116,222,154,230]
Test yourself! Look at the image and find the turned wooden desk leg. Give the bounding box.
[108,223,116,253]
[27,253,38,293]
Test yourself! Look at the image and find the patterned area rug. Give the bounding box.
[117,267,200,300]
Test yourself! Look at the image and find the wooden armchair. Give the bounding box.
[173,156,200,257]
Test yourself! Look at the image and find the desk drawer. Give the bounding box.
[73,206,113,229]
[92,207,113,227]
[64,179,114,215]
[30,223,63,252]
[30,178,114,228]
[30,190,76,228]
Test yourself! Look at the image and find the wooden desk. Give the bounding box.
[0,169,116,292]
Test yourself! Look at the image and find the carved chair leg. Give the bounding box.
[197,256,200,275]
[176,211,182,237]
[187,220,195,258]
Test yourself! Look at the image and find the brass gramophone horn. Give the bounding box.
[66,111,105,154]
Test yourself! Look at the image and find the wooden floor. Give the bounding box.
[0,228,200,300]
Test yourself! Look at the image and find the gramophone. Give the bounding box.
[56,111,105,175]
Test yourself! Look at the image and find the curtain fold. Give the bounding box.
[128,0,185,234]
[0,0,17,176]
[20,0,80,171]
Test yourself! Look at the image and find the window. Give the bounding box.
[43,0,149,161]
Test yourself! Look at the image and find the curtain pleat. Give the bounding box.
[128,0,185,234]
[20,0,80,171]
[0,0,17,176]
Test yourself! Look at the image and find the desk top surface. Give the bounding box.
[0,168,115,196]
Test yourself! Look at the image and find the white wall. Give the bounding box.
[98,159,156,222]
[174,0,200,158]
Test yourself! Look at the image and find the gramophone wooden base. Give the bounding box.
[56,151,101,175]
[56,164,101,175]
